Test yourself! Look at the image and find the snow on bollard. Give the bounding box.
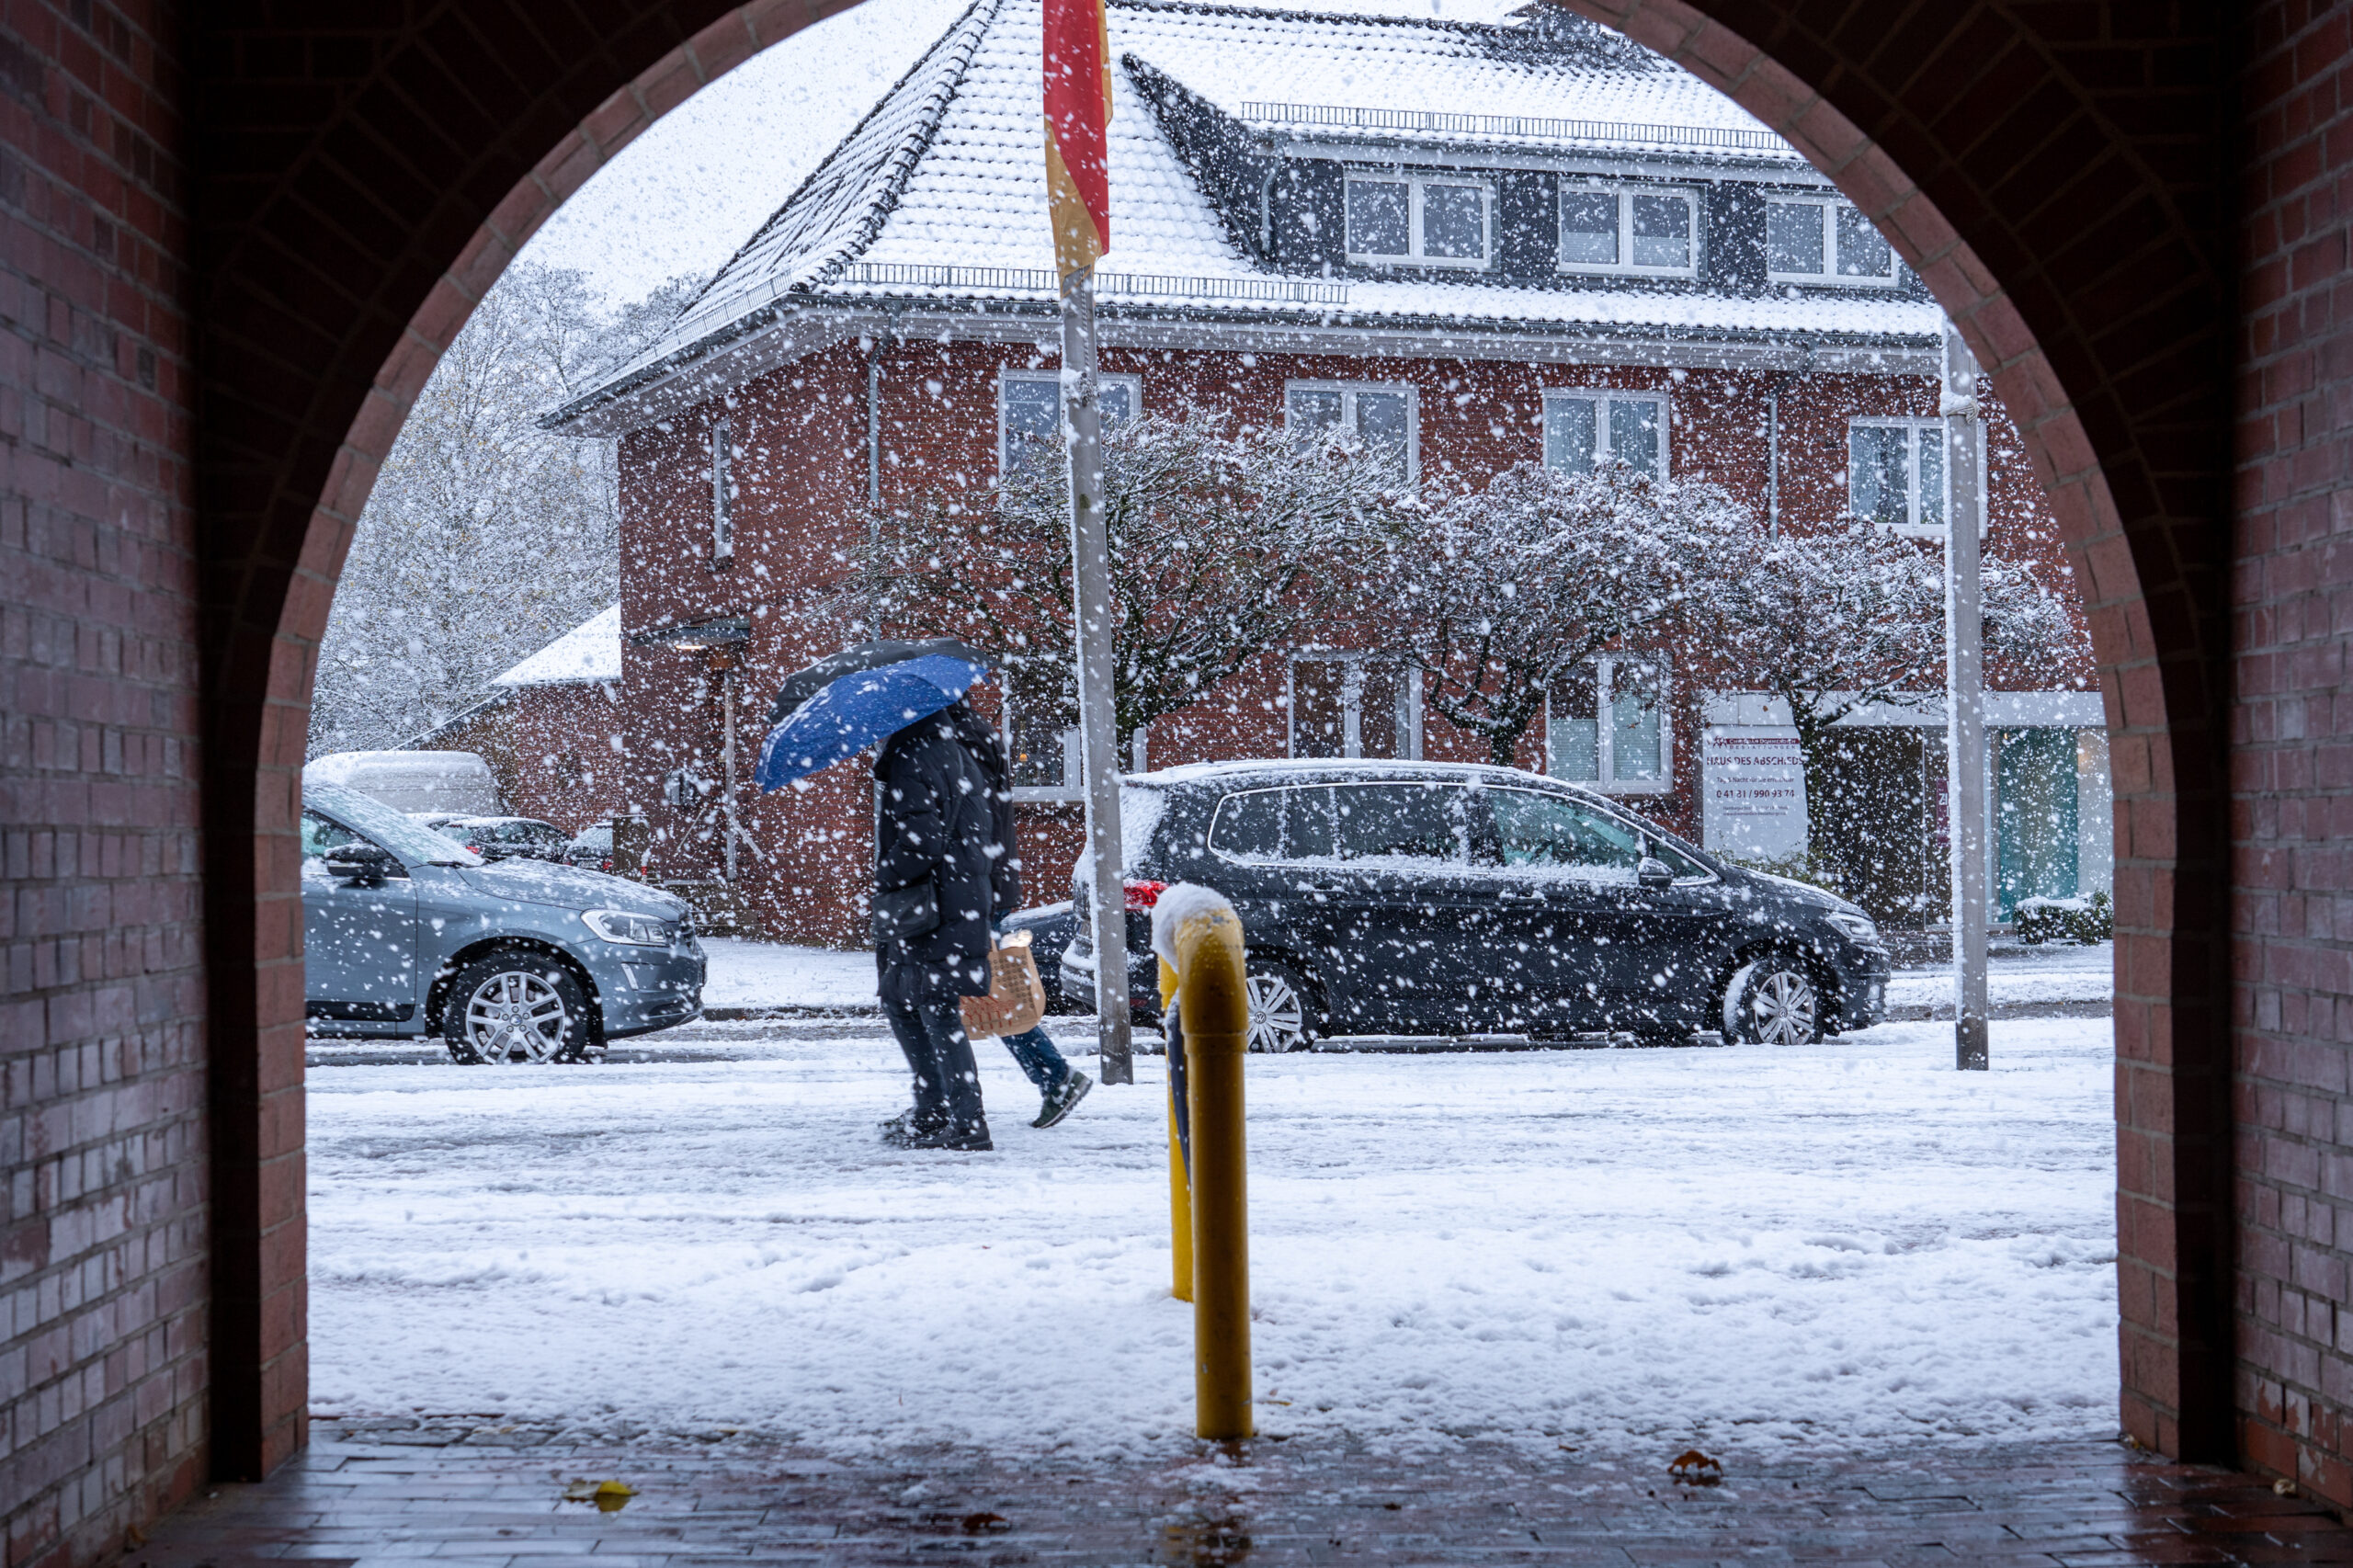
[1152,883,1253,1441]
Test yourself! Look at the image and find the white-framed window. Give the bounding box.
[1541,390,1667,479]
[1286,381,1417,482]
[1765,196,1896,285]
[1848,418,1948,536]
[1290,653,1421,761]
[998,369,1141,472]
[1345,171,1495,269]
[1556,183,1699,277]
[710,419,733,566]
[1002,660,1081,802]
[1546,656,1668,795]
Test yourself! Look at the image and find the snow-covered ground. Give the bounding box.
[1888,940,2112,1012]
[699,937,879,1009]
[309,1017,2119,1462]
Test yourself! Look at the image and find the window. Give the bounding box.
[998,370,1140,472]
[1848,418,1947,535]
[1546,657,1668,794]
[1345,172,1493,268]
[1209,785,1336,863]
[1542,391,1666,479]
[1765,197,1896,285]
[1486,789,1708,881]
[710,420,733,566]
[1557,184,1698,277]
[1003,661,1081,801]
[1330,783,1473,867]
[1286,382,1416,482]
[300,810,360,860]
[1290,655,1419,760]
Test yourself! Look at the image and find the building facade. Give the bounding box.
[411,606,628,836]
[550,0,2099,945]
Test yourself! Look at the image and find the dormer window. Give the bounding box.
[1766,196,1896,285]
[1345,173,1493,269]
[1557,184,1698,278]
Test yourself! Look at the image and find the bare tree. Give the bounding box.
[308,265,699,756]
[1394,460,1751,767]
[846,410,1415,752]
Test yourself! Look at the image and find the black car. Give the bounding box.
[433,815,572,864]
[1060,760,1891,1051]
[564,824,616,873]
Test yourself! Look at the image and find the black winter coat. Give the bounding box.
[946,701,1023,918]
[872,710,996,1006]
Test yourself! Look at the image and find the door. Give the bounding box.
[1996,727,2080,918]
[301,808,421,1029]
[1478,788,1727,1032]
[1324,781,1491,1033]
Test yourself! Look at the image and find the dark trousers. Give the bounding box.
[1001,1024,1070,1090]
[881,984,986,1133]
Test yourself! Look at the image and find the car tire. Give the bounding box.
[443,950,599,1064]
[1243,960,1322,1053]
[1719,953,1824,1047]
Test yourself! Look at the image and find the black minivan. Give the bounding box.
[1059,760,1891,1051]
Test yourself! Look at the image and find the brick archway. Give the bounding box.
[194,0,2230,1493]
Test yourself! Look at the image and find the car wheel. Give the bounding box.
[1720,954,1824,1047]
[444,952,598,1063]
[1243,960,1320,1053]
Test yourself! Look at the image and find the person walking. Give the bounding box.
[947,700,1094,1130]
[872,704,999,1152]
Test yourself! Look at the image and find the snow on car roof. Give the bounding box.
[560,0,1937,424]
[493,605,621,687]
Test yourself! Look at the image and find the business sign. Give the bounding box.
[1701,726,1808,860]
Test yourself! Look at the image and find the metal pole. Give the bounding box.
[1942,324,1989,1071]
[722,668,739,883]
[1062,264,1133,1084]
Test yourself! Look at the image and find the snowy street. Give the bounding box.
[309,1017,2119,1464]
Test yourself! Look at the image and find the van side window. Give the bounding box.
[1331,784,1471,866]
[1208,786,1337,862]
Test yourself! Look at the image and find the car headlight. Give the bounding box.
[1827,911,1881,944]
[583,908,674,946]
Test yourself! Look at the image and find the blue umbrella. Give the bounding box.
[755,640,993,790]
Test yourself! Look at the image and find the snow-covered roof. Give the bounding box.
[553,0,1941,431]
[494,605,622,687]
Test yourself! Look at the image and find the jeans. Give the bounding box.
[881,984,986,1134]
[1001,1023,1071,1091]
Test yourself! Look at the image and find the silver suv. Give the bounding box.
[302,781,705,1061]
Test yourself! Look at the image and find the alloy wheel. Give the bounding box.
[462,970,571,1062]
[1245,971,1308,1053]
[1746,967,1818,1047]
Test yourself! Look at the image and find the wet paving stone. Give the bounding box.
[127,1425,2353,1567]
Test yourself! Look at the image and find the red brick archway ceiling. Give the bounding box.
[192,0,2232,1483]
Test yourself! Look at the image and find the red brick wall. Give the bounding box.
[422,684,626,835]
[0,2,210,1563]
[614,336,2079,945]
[2234,0,2353,1506]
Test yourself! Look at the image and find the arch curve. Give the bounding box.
[193,0,2234,1481]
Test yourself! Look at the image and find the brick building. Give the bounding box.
[547,0,2097,946]
[411,605,627,835]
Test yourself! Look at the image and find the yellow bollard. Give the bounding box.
[1160,956,1192,1304]
[1156,893,1253,1441]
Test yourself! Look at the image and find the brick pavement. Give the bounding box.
[126,1421,2353,1566]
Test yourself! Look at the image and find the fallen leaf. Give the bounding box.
[1669,1449,1722,1485]
[2276,1478,2300,1497]
[960,1512,1008,1535]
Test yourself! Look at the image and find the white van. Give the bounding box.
[304,750,502,816]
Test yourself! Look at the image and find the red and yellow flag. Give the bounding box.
[1043,0,1113,277]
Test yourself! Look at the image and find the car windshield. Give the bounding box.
[306,781,482,866]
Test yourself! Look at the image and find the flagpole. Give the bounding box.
[1063,262,1133,1084]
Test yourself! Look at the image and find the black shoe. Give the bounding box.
[1033,1070,1094,1129]
[901,1120,993,1152]
[880,1108,945,1148]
